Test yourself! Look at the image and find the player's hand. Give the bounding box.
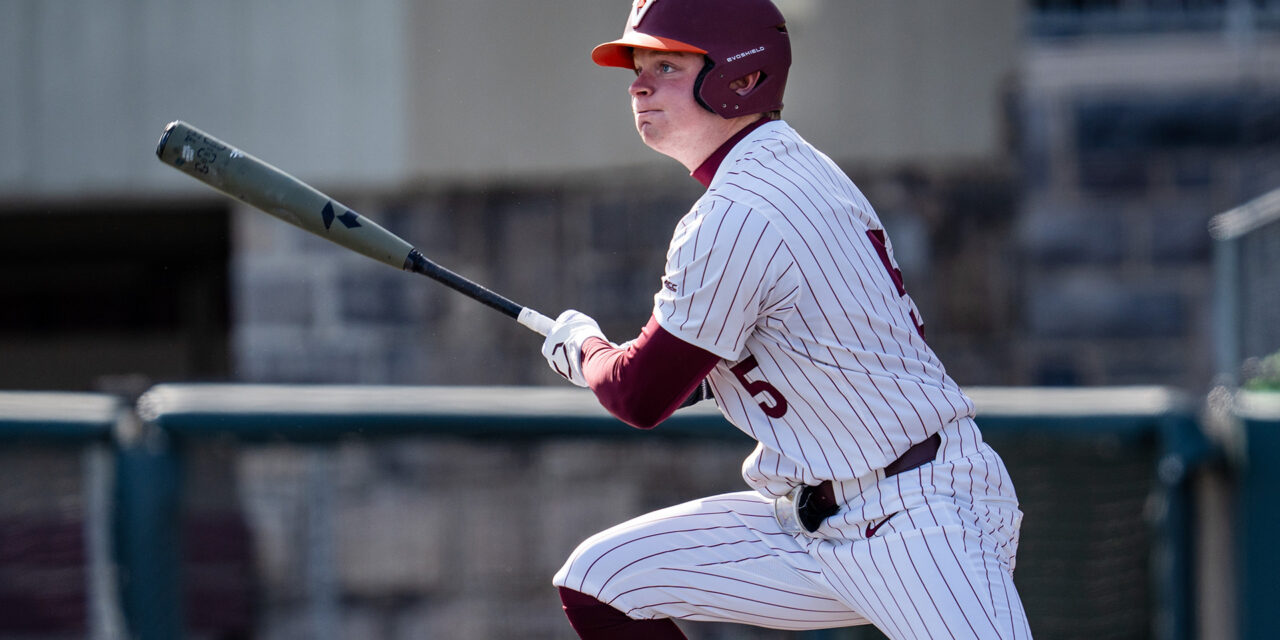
[541,310,606,387]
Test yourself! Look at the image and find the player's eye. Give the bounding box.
[632,55,679,77]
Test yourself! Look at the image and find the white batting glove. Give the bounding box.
[541,310,606,387]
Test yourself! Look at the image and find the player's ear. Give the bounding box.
[729,71,762,96]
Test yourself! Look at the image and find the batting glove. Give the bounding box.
[542,310,606,387]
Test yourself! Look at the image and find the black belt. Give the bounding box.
[796,433,941,532]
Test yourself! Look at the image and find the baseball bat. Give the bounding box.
[154,120,554,336]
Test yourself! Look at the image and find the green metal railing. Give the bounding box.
[0,385,1231,640]
[1211,186,1280,385]
[110,384,1210,640]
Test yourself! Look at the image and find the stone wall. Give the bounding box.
[1014,37,1280,390]
[236,46,1280,396]
[230,160,1025,390]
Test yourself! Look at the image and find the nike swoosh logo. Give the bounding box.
[865,512,898,538]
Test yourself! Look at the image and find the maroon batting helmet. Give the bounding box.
[592,0,791,119]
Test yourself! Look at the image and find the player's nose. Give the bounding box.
[629,72,653,98]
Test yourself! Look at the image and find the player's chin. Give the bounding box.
[635,121,659,144]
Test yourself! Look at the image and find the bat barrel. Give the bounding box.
[157,120,554,337]
[154,120,414,270]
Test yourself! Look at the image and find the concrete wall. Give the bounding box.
[0,0,1021,200]
[402,0,1024,178]
[0,0,409,198]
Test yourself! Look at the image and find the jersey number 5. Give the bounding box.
[731,355,788,418]
[866,229,926,339]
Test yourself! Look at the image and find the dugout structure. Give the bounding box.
[106,384,1209,640]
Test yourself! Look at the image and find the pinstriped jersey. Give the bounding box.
[653,120,976,498]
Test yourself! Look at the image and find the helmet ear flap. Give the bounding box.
[697,61,779,118]
[692,57,717,115]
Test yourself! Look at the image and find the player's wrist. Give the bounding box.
[541,310,605,387]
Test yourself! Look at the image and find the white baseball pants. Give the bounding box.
[553,426,1032,639]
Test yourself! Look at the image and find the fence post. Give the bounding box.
[114,423,183,640]
[1234,390,1280,640]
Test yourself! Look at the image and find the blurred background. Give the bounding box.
[1,0,1279,638]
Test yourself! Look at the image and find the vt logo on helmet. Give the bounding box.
[593,0,792,119]
[631,0,657,27]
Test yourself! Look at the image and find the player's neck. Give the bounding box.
[691,117,772,187]
[671,113,765,172]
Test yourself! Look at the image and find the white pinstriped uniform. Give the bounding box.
[553,120,1031,638]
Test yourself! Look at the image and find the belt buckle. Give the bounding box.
[772,485,808,535]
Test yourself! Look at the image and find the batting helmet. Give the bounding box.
[592,0,791,119]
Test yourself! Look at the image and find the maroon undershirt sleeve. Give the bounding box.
[580,315,722,430]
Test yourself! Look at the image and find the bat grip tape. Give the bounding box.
[518,308,555,336]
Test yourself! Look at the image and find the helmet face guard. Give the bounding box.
[592,0,791,119]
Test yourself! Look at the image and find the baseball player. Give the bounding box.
[541,1,1031,638]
